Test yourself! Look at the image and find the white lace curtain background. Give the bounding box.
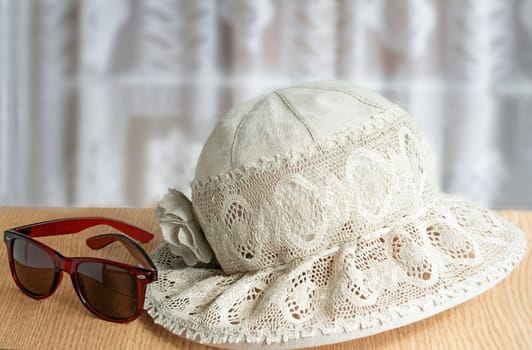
[0,0,531,208]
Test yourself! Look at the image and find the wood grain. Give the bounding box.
[0,207,530,350]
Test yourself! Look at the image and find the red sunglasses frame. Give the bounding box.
[3,217,158,323]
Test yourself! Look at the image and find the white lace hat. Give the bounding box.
[145,81,527,349]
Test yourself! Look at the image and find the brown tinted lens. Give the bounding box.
[12,238,57,296]
[76,262,138,319]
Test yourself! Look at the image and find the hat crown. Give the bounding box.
[194,81,393,181]
[192,81,438,274]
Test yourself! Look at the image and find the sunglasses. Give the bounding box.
[3,217,158,323]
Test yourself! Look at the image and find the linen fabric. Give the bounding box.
[145,81,527,349]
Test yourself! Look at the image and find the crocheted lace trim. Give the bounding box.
[145,194,527,346]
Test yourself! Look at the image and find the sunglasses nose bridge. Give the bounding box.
[58,257,76,274]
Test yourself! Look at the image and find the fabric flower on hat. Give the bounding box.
[156,189,214,266]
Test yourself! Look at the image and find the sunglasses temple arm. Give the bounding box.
[13,217,154,243]
[86,233,156,270]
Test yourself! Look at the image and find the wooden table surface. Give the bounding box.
[0,207,530,350]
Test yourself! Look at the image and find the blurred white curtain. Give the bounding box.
[1,0,531,208]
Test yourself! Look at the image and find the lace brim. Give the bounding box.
[144,194,527,349]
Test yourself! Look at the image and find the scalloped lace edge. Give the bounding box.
[144,223,526,348]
